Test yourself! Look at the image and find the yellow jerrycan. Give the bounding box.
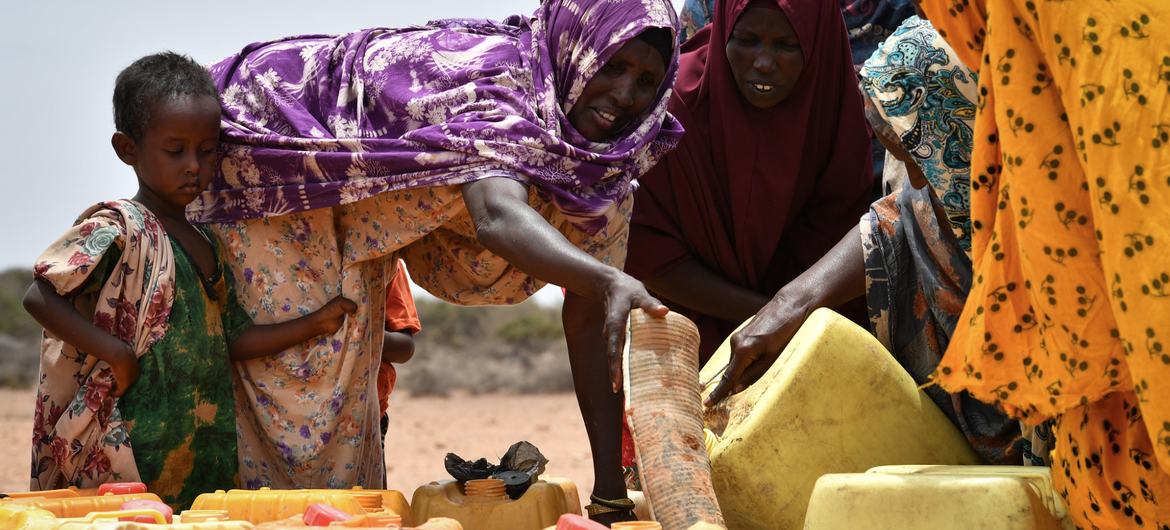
[698,308,981,530]
[410,478,575,530]
[803,465,1070,529]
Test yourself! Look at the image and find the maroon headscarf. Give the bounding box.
[626,0,873,357]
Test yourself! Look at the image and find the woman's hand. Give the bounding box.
[704,293,809,406]
[598,269,669,391]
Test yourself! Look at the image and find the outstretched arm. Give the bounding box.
[706,222,866,406]
[23,278,139,395]
[229,297,357,361]
[462,176,667,390]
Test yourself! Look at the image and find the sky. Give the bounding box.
[0,0,686,306]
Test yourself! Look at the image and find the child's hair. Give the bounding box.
[113,52,217,141]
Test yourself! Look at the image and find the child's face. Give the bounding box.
[119,95,221,210]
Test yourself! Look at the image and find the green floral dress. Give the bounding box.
[81,228,247,508]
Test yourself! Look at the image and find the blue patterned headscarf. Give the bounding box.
[860,16,976,252]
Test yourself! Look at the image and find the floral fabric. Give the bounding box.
[919,0,1170,527]
[216,187,634,488]
[189,0,682,235]
[862,182,1020,464]
[30,200,175,490]
[860,16,975,252]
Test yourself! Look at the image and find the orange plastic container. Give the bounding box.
[190,489,368,524]
[304,488,411,524]
[3,482,148,501]
[411,479,576,530]
[3,492,163,519]
[0,503,253,529]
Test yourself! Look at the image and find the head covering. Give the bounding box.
[627,0,874,356]
[840,0,917,65]
[189,0,682,233]
[678,0,916,65]
[860,16,977,252]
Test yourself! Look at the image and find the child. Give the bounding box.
[378,260,421,485]
[22,52,355,508]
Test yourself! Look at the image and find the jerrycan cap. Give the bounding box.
[491,470,533,498]
[99,482,148,495]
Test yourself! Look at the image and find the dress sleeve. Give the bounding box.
[33,210,126,297]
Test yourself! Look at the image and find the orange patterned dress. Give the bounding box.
[917,0,1170,527]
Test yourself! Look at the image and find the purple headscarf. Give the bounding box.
[189,0,683,233]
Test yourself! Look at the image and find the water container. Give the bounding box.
[803,466,1069,529]
[3,482,148,501]
[410,478,576,530]
[190,488,365,524]
[285,488,409,524]
[549,513,606,530]
[252,514,457,529]
[0,503,253,530]
[2,492,164,518]
[698,308,981,530]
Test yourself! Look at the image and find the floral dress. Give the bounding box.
[31,200,241,509]
[215,187,632,488]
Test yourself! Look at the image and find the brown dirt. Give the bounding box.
[0,389,595,509]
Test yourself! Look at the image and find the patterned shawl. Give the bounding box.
[189,0,683,234]
[31,200,175,489]
[860,16,977,252]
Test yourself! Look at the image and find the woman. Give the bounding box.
[189,0,680,518]
[912,1,1170,526]
[626,0,875,360]
[704,15,1021,465]
[679,0,917,68]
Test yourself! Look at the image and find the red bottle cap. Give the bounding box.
[99,482,148,495]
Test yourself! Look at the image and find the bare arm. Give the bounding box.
[229,297,356,361]
[381,330,415,364]
[706,222,866,405]
[644,257,771,323]
[23,278,138,395]
[461,176,667,389]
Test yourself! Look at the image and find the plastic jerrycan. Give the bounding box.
[410,478,575,530]
[1,492,164,519]
[698,308,981,530]
[803,465,1071,530]
[303,487,411,524]
[190,488,367,524]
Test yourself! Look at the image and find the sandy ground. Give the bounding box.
[0,389,595,507]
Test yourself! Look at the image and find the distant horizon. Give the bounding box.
[1,0,687,307]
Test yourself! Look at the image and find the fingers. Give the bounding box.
[705,345,753,407]
[739,352,776,389]
[635,292,669,318]
[704,359,744,407]
[326,296,357,314]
